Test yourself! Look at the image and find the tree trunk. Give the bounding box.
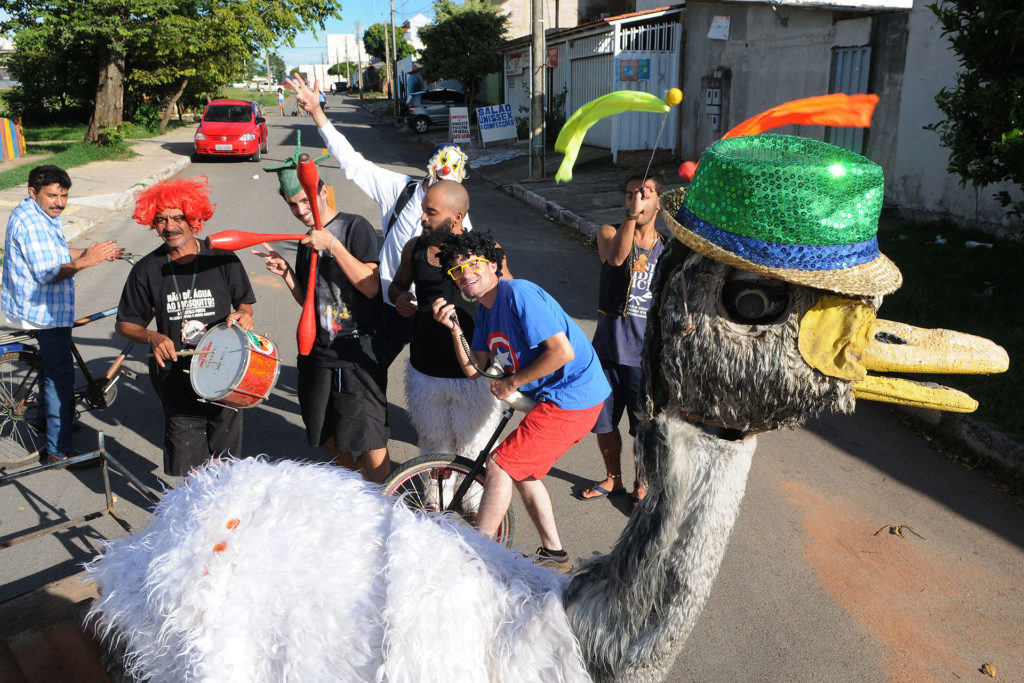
[85,45,126,143]
[159,77,189,134]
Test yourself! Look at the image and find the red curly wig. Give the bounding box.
[132,176,216,233]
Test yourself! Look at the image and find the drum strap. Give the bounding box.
[167,240,200,319]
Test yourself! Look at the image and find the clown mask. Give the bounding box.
[427,144,468,183]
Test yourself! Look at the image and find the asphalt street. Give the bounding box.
[1,97,1022,680]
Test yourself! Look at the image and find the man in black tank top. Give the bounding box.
[389,180,505,458]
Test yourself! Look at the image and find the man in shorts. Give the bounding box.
[252,145,390,482]
[579,174,666,508]
[432,231,610,572]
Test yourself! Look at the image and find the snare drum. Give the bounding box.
[190,324,281,409]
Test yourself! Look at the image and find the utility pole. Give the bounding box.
[345,39,350,87]
[383,16,392,101]
[390,0,401,120]
[356,22,365,100]
[320,50,326,89]
[265,48,273,85]
[530,0,545,178]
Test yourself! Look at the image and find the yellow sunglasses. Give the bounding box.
[447,256,490,281]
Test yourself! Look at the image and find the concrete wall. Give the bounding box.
[889,4,1018,232]
[681,2,1020,232]
[503,0,579,40]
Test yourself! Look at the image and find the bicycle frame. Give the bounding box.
[445,404,515,513]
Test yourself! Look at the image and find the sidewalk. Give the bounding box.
[0,125,197,246]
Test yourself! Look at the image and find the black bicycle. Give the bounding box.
[0,306,139,468]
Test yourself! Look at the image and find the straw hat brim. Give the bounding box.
[660,188,902,297]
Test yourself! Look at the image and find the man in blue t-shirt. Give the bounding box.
[433,231,610,573]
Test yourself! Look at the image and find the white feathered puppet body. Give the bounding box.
[87,458,588,682]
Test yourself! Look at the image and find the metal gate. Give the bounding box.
[827,46,872,154]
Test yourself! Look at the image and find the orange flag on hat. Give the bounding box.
[679,93,880,179]
[721,93,879,140]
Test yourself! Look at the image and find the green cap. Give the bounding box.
[263,130,331,196]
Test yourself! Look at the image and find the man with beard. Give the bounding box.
[286,74,472,367]
[116,176,256,477]
[387,180,506,458]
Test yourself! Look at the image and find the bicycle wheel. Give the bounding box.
[0,350,45,467]
[383,453,515,547]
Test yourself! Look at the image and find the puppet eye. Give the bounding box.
[720,271,791,325]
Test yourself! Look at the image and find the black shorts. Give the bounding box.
[152,365,243,477]
[298,362,389,451]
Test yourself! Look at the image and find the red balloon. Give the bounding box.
[679,160,697,180]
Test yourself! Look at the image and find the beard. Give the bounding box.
[421,220,454,247]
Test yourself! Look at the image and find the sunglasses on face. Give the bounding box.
[447,256,490,281]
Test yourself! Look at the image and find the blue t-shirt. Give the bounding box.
[472,279,610,410]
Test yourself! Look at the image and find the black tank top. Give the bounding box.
[409,239,478,378]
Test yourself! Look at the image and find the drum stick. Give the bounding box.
[296,153,322,356]
[205,230,306,251]
[147,349,213,358]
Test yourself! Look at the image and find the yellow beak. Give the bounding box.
[798,296,1009,413]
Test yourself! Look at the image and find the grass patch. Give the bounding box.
[877,221,1024,438]
[24,124,88,142]
[0,141,135,191]
[219,87,280,109]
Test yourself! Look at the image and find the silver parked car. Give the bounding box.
[405,89,490,134]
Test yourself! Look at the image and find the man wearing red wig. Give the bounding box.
[115,176,256,477]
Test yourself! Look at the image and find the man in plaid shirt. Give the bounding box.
[1,165,120,464]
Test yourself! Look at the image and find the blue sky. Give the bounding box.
[277,0,436,69]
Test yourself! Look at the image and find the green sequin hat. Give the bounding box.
[263,130,331,196]
[661,134,902,297]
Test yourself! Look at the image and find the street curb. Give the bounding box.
[500,183,601,240]
[62,157,192,243]
[896,406,1024,475]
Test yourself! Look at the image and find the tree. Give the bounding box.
[269,54,287,83]
[928,0,1024,218]
[363,22,416,63]
[329,62,359,78]
[0,0,342,141]
[418,0,507,114]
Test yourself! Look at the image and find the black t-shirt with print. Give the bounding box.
[293,211,383,369]
[117,241,256,378]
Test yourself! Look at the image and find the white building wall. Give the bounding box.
[889,4,1018,230]
[326,34,369,69]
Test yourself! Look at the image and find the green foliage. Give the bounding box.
[328,62,359,78]
[515,115,529,140]
[269,54,287,83]
[0,142,135,191]
[96,124,128,148]
[545,88,568,145]
[878,220,1024,437]
[927,1,1024,218]
[363,22,416,63]
[0,0,343,130]
[418,0,507,111]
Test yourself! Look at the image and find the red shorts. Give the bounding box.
[491,401,603,481]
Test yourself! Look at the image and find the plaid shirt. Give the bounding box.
[1,197,74,327]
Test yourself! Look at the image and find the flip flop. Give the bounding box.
[577,483,628,501]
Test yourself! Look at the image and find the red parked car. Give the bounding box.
[193,99,269,161]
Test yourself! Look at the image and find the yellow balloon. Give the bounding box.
[554,91,669,183]
[665,88,683,107]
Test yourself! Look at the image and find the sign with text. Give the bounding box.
[475,104,518,144]
[449,107,471,144]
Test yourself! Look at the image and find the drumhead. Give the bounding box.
[189,324,250,400]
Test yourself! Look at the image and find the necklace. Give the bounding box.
[632,232,656,273]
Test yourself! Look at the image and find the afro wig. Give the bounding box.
[437,230,505,278]
[133,176,216,233]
